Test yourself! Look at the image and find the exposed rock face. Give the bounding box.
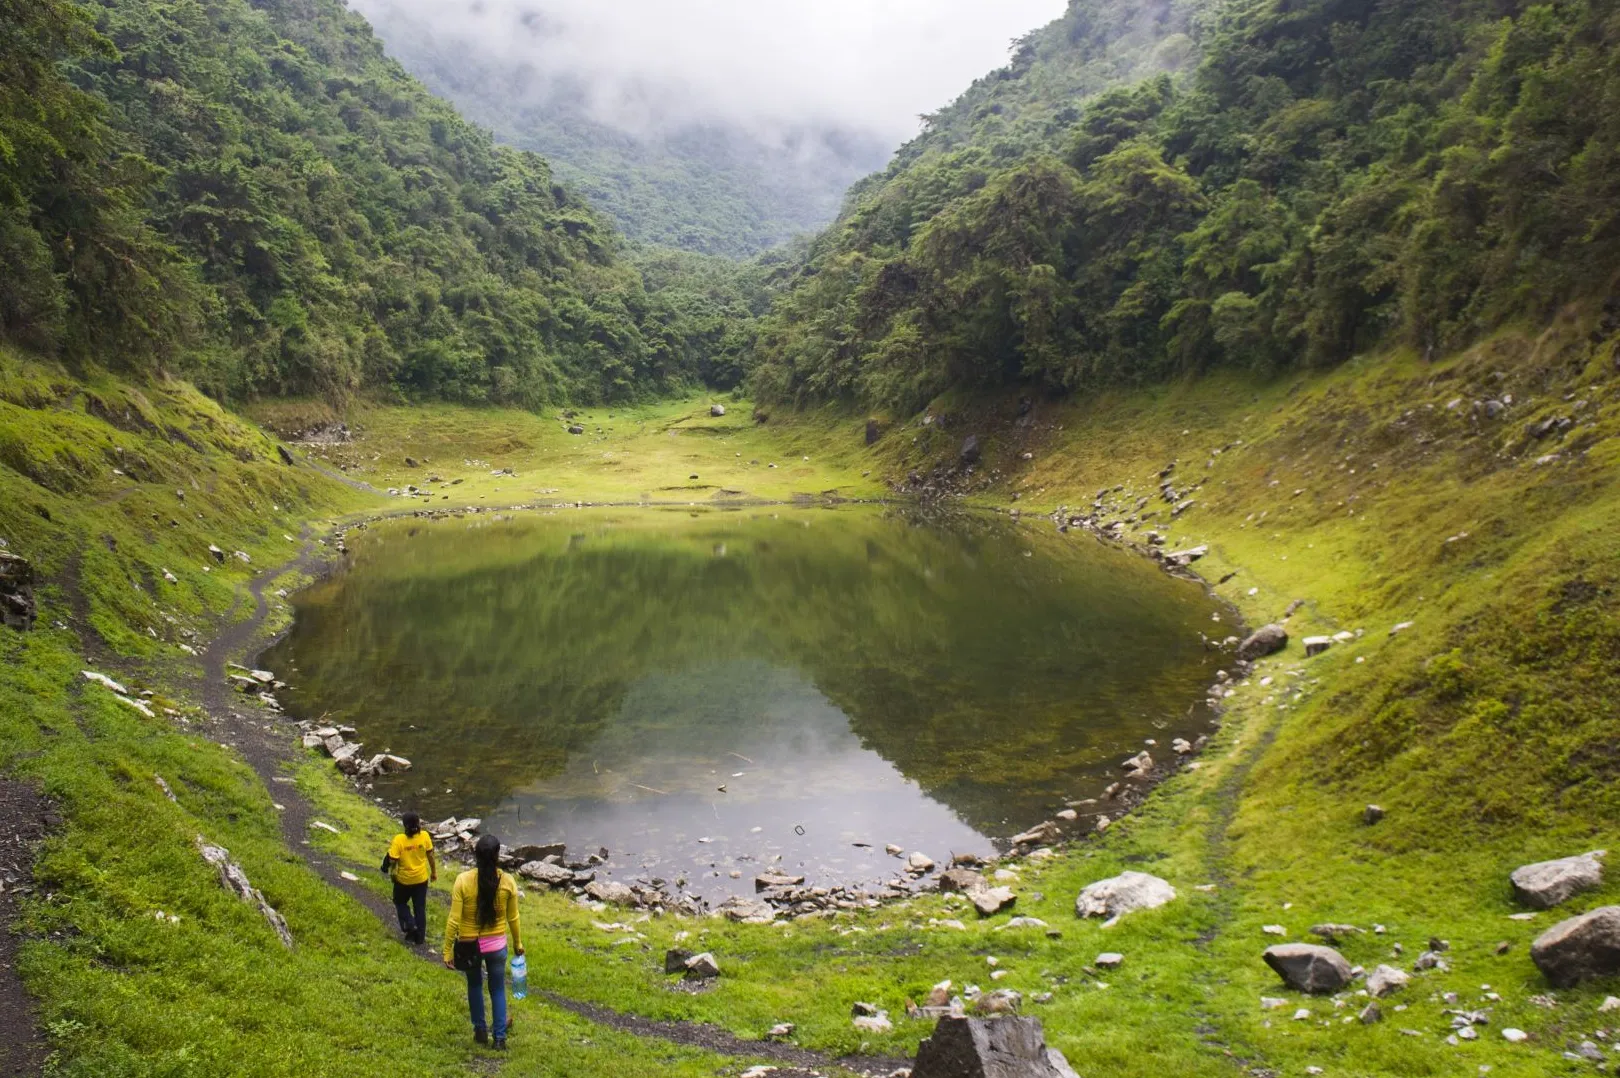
[910,1016,1080,1078]
[1511,851,1606,909]
[1531,906,1620,988]
[1365,964,1410,998]
[1237,624,1289,660]
[1263,944,1353,994]
[1075,872,1176,920]
[195,836,293,948]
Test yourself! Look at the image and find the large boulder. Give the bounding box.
[970,886,1017,917]
[585,880,636,906]
[910,1016,1079,1078]
[1531,906,1620,988]
[1,551,36,631]
[1075,872,1176,920]
[1263,944,1353,994]
[1236,624,1289,661]
[960,435,982,465]
[1511,851,1606,909]
[506,842,567,864]
[709,404,726,417]
[939,868,988,894]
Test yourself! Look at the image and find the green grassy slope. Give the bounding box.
[4,317,1619,1077]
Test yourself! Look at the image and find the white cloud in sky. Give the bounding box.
[352,0,1069,142]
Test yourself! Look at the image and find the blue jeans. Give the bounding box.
[464,946,507,1038]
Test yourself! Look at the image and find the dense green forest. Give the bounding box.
[750,0,1620,412]
[349,0,889,259]
[0,0,765,405]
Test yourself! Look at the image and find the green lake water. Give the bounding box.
[264,504,1224,898]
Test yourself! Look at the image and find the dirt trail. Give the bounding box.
[0,781,55,1078]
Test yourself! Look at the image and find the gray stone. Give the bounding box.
[970,886,1017,917]
[709,404,726,417]
[1075,872,1176,920]
[939,868,988,894]
[716,896,776,922]
[568,424,584,435]
[683,952,720,980]
[519,861,575,887]
[507,842,566,864]
[1303,636,1334,657]
[1263,944,1353,994]
[960,435,981,465]
[755,872,806,891]
[1095,953,1124,970]
[195,836,292,948]
[1363,804,1385,825]
[972,989,1023,1016]
[1236,624,1289,661]
[1531,906,1620,988]
[585,880,637,906]
[1511,851,1605,909]
[1010,821,1061,846]
[910,1016,1079,1078]
[1365,964,1409,998]
[664,948,693,974]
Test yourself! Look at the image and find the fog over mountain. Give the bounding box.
[349,0,1067,255]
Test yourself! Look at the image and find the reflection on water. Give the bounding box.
[265,505,1223,898]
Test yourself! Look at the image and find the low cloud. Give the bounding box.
[351,0,1068,143]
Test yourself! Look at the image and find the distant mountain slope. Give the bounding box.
[1,0,752,405]
[349,0,892,257]
[750,0,1620,411]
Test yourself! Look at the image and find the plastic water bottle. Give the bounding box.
[510,953,528,1001]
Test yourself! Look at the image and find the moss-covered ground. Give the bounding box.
[2,313,1618,1078]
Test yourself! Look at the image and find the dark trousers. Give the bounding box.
[392,881,428,939]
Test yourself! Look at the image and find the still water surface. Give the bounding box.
[265,505,1222,899]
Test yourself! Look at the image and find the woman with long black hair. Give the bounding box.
[382,811,436,943]
[442,834,523,1049]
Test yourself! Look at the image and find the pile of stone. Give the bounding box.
[295,717,409,779]
[228,664,286,712]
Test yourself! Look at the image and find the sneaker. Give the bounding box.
[493,1038,507,1052]
[473,1030,488,1046]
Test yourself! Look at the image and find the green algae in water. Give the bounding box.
[266,505,1224,897]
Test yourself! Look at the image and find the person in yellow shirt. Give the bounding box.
[382,811,436,944]
[442,833,523,1049]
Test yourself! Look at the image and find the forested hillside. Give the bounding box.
[0,0,760,406]
[349,0,890,258]
[751,0,1620,412]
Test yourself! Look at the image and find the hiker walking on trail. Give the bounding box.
[443,833,523,1049]
[382,811,436,944]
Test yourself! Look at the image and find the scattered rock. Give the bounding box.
[1511,851,1606,909]
[1502,1028,1528,1043]
[909,1015,1079,1078]
[81,670,130,696]
[1095,953,1124,970]
[1530,905,1620,988]
[1121,751,1153,775]
[1598,996,1619,1013]
[1263,944,1353,994]
[506,842,567,864]
[971,989,1023,1017]
[866,419,884,446]
[959,435,981,466]
[1163,545,1209,567]
[908,852,937,873]
[853,1014,893,1034]
[716,896,776,923]
[1236,624,1289,661]
[276,444,296,466]
[0,551,37,631]
[1359,1002,1382,1024]
[1302,636,1334,657]
[709,404,726,417]
[1365,964,1410,998]
[1363,804,1385,825]
[568,424,585,435]
[663,948,693,974]
[1310,924,1361,944]
[1075,872,1176,920]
